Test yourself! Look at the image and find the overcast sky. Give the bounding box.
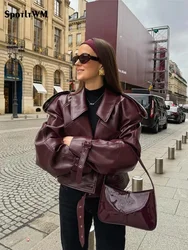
[70,0,188,81]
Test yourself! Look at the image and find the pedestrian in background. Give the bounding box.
[35,38,146,250]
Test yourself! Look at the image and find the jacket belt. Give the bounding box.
[77,193,87,247]
[75,141,92,246]
[76,141,92,184]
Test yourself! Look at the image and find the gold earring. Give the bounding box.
[99,68,105,76]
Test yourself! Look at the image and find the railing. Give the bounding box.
[6,34,25,48]
[33,44,48,55]
[54,51,65,61]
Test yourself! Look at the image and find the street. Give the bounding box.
[0,119,58,242]
[1,117,188,250]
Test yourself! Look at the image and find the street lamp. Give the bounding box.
[7,45,24,118]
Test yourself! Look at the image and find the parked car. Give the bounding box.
[127,93,169,133]
[167,106,186,123]
[182,104,188,113]
[165,100,174,107]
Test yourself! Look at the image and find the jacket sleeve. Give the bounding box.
[35,98,77,177]
[69,99,143,175]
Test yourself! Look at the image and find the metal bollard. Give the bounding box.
[36,114,38,118]
[11,115,13,120]
[88,224,94,250]
[176,140,182,150]
[182,135,187,144]
[155,158,163,174]
[168,147,175,159]
[186,132,188,139]
[24,115,27,119]
[132,176,143,192]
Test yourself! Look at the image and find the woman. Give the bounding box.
[35,38,146,250]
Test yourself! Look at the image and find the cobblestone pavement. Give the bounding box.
[0,119,47,131]
[0,118,188,241]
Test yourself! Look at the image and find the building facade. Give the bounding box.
[0,0,71,114]
[68,0,86,85]
[168,60,187,104]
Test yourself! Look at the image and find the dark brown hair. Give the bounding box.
[76,38,123,94]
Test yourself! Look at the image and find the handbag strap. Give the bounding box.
[122,137,155,190]
[103,157,155,190]
[137,158,155,190]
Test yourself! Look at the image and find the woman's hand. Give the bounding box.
[62,136,73,146]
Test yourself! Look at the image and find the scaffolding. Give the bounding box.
[148,26,170,99]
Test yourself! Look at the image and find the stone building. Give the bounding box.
[68,0,86,86]
[168,60,187,104]
[0,0,71,114]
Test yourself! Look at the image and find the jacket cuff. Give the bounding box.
[69,137,91,157]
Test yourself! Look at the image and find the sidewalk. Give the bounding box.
[0,113,47,122]
[1,124,188,250]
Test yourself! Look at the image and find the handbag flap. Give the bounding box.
[104,185,153,214]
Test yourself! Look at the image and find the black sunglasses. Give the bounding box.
[72,53,100,65]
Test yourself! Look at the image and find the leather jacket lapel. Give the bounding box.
[97,88,120,122]
[70,88,88,121]
[70,87,119,123]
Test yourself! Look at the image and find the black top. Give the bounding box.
[85,85,105,136]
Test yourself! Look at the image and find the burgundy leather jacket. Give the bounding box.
[35,87,146,194]
[35,87,147,246]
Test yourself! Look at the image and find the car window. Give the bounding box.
[155,97,165,109]
[170,107,178,111]
[129,95,150,109]
[165,101,173,106]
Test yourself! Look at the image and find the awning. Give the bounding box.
[33,83,47,94]
[54,85,63,93]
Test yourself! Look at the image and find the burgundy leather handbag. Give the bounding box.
[98,158,157,231]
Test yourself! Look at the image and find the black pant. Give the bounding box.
[59,185,125,250]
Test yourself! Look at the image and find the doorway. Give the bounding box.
[4,81,22,113]
[4,60,23,114]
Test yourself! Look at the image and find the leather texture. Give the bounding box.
[98,158,157,231]
[35,87,147,194]
[35,87,148,246]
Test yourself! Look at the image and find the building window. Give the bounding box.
[6,59,19,78]
[76,33,81,45]
[33,65,42,82]
[69,51,73,61]
[54,70,61,94]
[69,25,72,31]
[33,65,42,106]
[34,0,43,6]
[54,70,61,86]
[8,5,18,42]
[54,0,61,17]
[68,35,73,46]
[33,86,43,106]
[73,12,78,19]
[54,28,61,52]
[6,59,14,77]
[34,18,42,47]
[77,23,81,29]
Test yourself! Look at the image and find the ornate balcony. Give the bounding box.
[33,44,48,55]
[54,51,66,61]
[6,34,25,48]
